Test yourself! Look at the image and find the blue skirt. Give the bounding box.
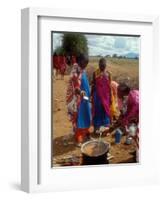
[93,89,110,128]
[77,71,91,129]
[77,99,91,128]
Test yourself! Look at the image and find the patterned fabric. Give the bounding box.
[66,64,81,129]
[66,64,91,141]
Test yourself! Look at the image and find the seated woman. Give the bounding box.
[91,58,111,130]
[117,83,139,126]
[117,83,139,162]
[66,54,91,145]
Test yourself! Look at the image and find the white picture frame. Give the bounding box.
[21,7,159,193]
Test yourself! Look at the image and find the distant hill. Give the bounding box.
[124,52,139,59]
[89,53,139,59]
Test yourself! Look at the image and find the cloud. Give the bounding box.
[86,34,139,56]
[52,33,63,50]
[52,33,139,56]
[114,37,126,49]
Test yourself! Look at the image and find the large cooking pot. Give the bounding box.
[81,140,110,165]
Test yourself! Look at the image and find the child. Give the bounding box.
[66,54,91,146]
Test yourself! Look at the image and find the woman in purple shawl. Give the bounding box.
[91,58,111,129]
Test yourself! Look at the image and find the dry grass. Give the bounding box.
[86,57,139,89]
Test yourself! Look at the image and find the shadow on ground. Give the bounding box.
[52,134,76,157]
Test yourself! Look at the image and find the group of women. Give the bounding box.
[53,53,76,79]
[66,54,139,146]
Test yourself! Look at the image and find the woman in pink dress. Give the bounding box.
[117,83,139,126]
[91,58,112,129]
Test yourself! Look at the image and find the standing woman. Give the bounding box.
[66,54,91,145]
[110,81,120,121]
[71,55,76,65]
[91,58,111,129]
[53,52,59,78]
[60,54,67,79]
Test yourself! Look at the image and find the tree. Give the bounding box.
[112,54,117,58]
[55,46,65,55]
[62,33,88,56]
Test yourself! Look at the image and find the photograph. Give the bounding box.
[52,32,140,167]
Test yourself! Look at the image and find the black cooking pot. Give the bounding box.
[81,140,110,165]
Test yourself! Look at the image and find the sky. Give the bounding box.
[52,32,139,57]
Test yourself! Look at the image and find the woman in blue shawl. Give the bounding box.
[66,54,91,145]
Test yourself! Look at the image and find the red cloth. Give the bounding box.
[58,56,66,74]
[75,128,90,143]
[95,73,111,117]
[66,65,81,127]
[71,56,76,65]
[58,56,62,70]
[53,55,59,69]
[122,90,139,126]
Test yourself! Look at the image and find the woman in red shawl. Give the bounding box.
[53,53,60,78]
[59,55,67,79]
[91,58,112,129]
[57,55,67,79]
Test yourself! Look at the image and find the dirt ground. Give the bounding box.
[52,58,138,167]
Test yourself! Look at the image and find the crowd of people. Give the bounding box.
[53,52,139,161]
[65,54,139,153]
[53,53,76,79]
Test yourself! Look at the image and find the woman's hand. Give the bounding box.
[80,90,86,97]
